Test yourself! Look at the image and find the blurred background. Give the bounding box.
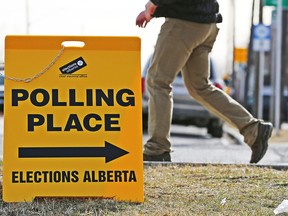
[0,0,287,132]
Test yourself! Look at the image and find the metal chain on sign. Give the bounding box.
[0,46,65,83]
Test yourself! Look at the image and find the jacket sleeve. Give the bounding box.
[150,0,179,6]
[151,0,208,6]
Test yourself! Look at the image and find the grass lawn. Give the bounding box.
[1,164,288,215]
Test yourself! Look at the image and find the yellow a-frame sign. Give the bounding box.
[3,36,143,202]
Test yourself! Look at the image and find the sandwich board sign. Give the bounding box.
[3,36,144,202]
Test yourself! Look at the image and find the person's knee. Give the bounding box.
[190,81,214,95]
[147,73,173,91]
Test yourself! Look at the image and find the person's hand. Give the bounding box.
[136,11,150,28]
[136,1,157,28]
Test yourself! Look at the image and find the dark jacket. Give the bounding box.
[150,0,222,23]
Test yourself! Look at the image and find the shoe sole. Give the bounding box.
[143,152,171,162]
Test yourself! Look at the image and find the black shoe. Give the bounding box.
[143,152,171,162]
[250,122,273,164]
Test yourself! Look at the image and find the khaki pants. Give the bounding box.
[144,18,260,155]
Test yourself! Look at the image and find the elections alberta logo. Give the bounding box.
[59,57,87,78]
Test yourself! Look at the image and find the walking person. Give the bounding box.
[136,0,273,163]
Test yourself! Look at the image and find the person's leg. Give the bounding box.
[181,23,272,163]
[181,24,258,144]
[144,18,213,159]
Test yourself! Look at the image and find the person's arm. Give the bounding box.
[145,1,157,18]
[136,1,157,28]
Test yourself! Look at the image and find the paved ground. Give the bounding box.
[143,123,288,166]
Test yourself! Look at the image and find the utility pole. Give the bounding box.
[253,0,263,118]
[275,0,283,134]
[230,0,236,94]
[245,0,256,108]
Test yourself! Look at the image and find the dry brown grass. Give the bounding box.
[1,164,288,215]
